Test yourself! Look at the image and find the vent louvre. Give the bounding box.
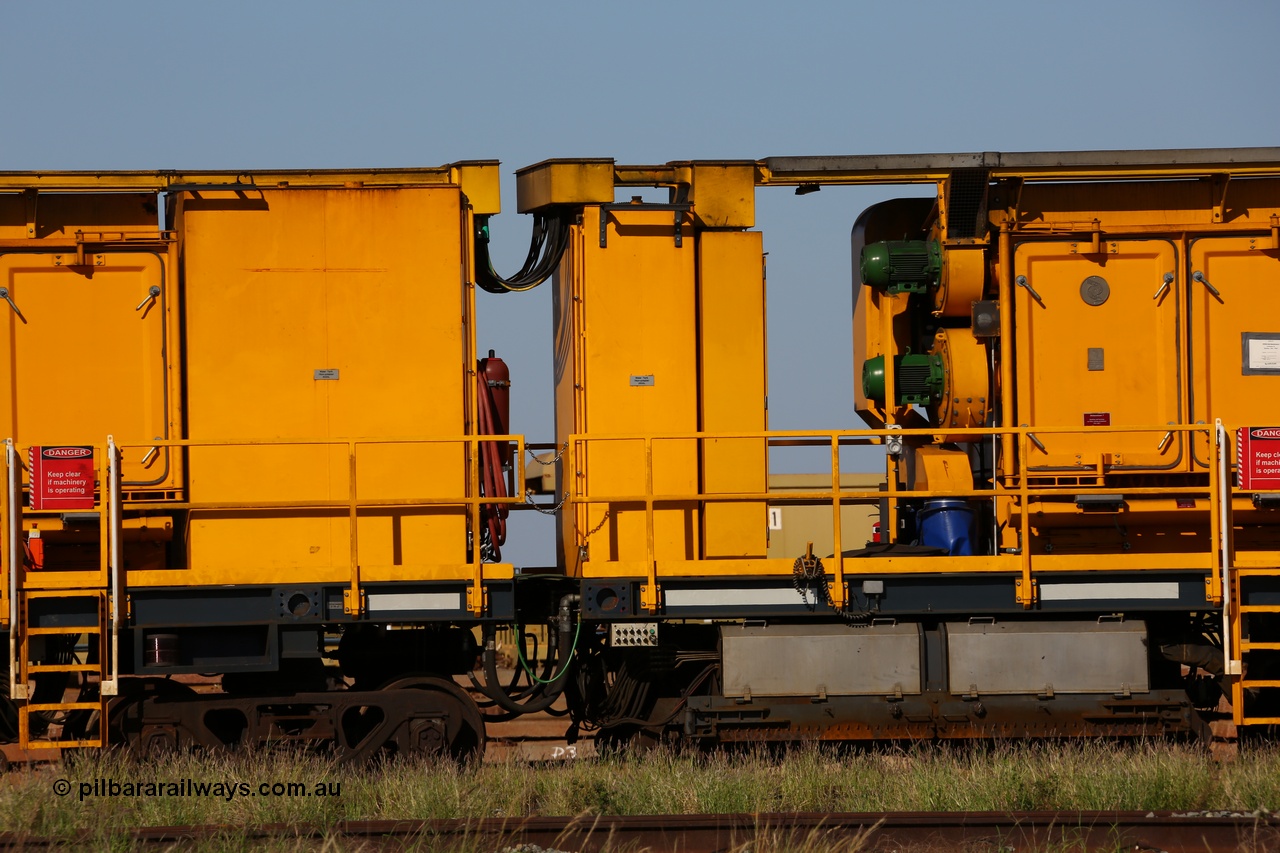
[946,168,991,239]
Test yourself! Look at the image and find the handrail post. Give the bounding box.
[103,435,121,697]
[881,294,900,542]
[344,441,362,617]
[566,436,578,565]
[1217,420,1241,677]
[829,432,846,607]
[514,435,525,504]
[1207,424,1223,606]
[1017,430,1035,608]
[5,440,20,700]
[466,437,485,616]
[640,437,660,613]
[998,222,1015,487]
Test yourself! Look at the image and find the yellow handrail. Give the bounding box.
[566,422,1228,607]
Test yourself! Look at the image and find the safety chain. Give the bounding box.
[526,488,568,516]
[582,510,611,538]
[522,444,570,515]
[527,442,569,466]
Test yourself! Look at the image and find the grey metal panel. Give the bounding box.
[721,623,921,698]
[765,147,1280,177]
[947,620,1149,695]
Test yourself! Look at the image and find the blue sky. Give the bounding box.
[3,1,1276,565]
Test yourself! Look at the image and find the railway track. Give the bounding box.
[1,811,1276,851]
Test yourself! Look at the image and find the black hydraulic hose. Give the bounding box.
[475,213,572,293]
[479,622,558,710]
[469,627,547,703]
[477,594,579,715]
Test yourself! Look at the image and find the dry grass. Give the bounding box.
[0,740,1276,849]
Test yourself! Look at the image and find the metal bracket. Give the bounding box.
[1211,173,1230,223]
[53,253,105,268]
[640,582,662,613]
[22,189,36,238]
[599,202,691,248]
[466,583,488,616]
[342,588,366,616]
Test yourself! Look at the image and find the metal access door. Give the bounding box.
[1188,236,1280,467]
[0,251,176,488]
[1013,240,1183,472]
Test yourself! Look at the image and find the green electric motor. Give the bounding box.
[860,240,942,294]
[862,352,944,406]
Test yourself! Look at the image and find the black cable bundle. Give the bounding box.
[475,212,573,293]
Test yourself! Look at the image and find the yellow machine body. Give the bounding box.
[175,186,476,583]
[533,154,1280,738]
[5,151,1280,756]
[0,193,181,493]
[534,161,768,587]
[0,166,508,742]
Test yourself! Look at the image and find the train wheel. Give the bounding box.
[380,676,486,763]
[107,678,201,757]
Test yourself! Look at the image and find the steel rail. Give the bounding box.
[1,810,1277,851]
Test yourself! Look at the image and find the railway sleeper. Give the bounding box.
[107,676,485,764]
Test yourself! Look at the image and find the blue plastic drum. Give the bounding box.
[918,499,975,556]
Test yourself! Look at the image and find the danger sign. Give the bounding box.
[29,446,96,510]
[1237,427,1280,490]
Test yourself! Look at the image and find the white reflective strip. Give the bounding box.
[664,587,814,608]
[366,592,462,613]
[1039,581,1180,602]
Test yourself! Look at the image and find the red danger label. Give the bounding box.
[28,445,96,510]
[1238,427,1280,490]
[41,446,92,459]
[1083,412,1111,426]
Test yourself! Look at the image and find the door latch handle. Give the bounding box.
[0,288,27,323]
[0,286,27,324]
[140,436,164,467]
[1153,272,1173,300]
[1015,275,1044,305]
[135,285,161,312]
[1192,270,1221,298]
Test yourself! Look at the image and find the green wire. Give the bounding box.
[512,618,582,686]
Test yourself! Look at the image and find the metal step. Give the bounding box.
[15,586,110,752]
[25,625,100,636]
[26,663,101,674]
[19,738,102,750]
[22,702,103,713]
